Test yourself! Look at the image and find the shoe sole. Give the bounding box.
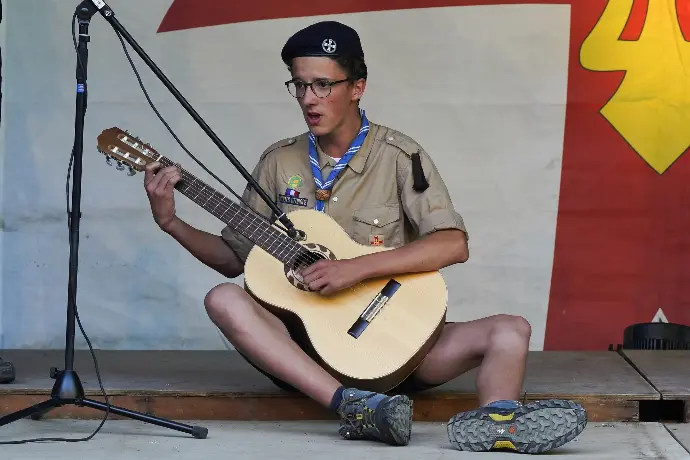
[447,399,587,453]
[376,394,413,446]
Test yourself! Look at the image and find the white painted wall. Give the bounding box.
[0,0,6,348]
[1,0,570,350]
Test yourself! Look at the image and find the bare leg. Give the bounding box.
[410,314,531,404]
[204,282,414,446]
[204,283,341,407]
[416,315,588,453]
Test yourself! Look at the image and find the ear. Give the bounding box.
[351,78,366,102]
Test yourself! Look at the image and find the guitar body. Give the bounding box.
[244,209,448,393]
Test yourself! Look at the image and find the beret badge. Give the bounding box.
[322,38,337,54]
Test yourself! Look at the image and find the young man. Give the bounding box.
[143,20,587,453]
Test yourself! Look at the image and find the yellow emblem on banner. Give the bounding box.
[581,0,690,174]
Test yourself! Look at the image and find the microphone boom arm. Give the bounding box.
[86,0,302,239]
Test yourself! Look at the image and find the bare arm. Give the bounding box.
[300,229,468,295]
[144,162,244,279]
[163,217,244,278]
[355,229,468,279]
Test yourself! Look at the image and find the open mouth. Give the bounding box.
[306,112,322,125]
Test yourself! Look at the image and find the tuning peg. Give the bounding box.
[116,161,125,171]
[106,156,113,166]
[127,166,136,176]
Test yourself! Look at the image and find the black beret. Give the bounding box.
[281,21,364,64]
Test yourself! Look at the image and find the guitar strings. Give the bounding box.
[158,158,325,268]
[156,160,369,296]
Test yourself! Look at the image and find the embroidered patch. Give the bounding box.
[369,234,385,246]
[279,194,308,207]
[285,188,300,197]
[287,175,303,189]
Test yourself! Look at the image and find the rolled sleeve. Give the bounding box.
[398,148,468,240]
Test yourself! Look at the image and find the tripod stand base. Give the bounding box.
[0,368,208,439]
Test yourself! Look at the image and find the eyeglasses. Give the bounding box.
[285,78,350,98]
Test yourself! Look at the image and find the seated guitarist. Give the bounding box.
[143,20,587,454]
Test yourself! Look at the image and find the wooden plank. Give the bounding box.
[0,349,281,395]
[621,350,690,399]
[523,351,659,398]
[521,351,658,423]
[0,392,635,423]
[389,351,658,398]
[408,350,656,422]
[0,349,659,423]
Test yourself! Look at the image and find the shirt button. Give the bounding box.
[333,196,338,202]
[374,219,379,224]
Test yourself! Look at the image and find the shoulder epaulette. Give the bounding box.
[259,136,299,162]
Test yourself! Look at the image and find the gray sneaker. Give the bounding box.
[336,388,412,446]
[447,398,587,453]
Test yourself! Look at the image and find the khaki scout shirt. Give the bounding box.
[221,121,467,263]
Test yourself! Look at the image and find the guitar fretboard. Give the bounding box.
[157,156,306,265]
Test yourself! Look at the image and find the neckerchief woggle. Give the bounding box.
[308,109,369,212]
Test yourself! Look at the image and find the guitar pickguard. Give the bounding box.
[284,243,337,291]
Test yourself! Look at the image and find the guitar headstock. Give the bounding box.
[96,127,163,176]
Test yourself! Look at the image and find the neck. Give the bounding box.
[317,108,362,158]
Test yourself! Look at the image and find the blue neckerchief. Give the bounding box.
[308,109,370,212]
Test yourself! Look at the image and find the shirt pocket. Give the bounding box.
[352,204,402,248]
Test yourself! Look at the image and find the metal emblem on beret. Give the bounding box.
[322,38,337,54]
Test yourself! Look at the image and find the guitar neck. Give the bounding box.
[156,156,303,265]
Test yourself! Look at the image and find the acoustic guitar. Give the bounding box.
[96,127,448,392]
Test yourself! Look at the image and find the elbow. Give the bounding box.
[457,244,469,263]
[455,231,469,263]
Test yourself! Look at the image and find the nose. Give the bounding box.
[301,86,319,105]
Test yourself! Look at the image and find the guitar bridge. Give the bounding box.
[347,279,401,339]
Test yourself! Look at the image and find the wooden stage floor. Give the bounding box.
[0,349,687,423]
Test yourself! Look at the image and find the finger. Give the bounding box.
[301,260,328,277]
[302,268,325,285]
[318,283,333,296]
[153,167,181,194]
[144,161,161,186]
[146,164,176,192]
[308,277,329,292]
[162,169,182,193]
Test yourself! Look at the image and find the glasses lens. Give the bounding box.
[312,81,331,98]
[287,82,305,98]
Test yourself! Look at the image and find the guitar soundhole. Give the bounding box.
[285,243,337,291]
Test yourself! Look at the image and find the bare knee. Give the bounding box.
[488,314,531,351]
[204,283,251,330]
[204,282,287,341]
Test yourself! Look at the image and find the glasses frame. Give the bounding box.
[285,78,351,99]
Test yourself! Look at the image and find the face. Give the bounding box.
[288,56,365,137]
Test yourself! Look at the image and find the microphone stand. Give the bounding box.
[0,0,245,439]
[104,0,301,238]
